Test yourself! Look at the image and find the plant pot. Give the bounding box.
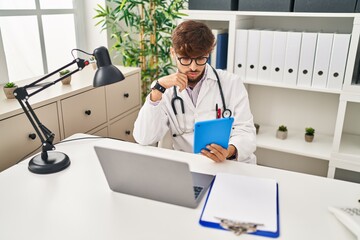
[3,86,18,99]
[305,134,314,142]
[276,130,287,140]
[61,76,71,85]
[91,62,97,70]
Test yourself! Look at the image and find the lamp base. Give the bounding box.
[28,151,70,174]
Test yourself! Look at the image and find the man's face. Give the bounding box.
[171,48,209,83]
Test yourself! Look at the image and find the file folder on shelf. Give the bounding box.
[246,29,261,82]
[258,30,274,82]
[234,29,248,80]
[199,173,280,238]
[327,33,351,90]
[216,32,229,69]
[283,31,302,86]
[211,29,228,68]
[297,32,318,87]
[270,31,287,83]
[312,33,334,89]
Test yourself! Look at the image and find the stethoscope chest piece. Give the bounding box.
[222,109,232,118]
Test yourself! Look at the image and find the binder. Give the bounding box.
[199,173,279,238]
[246,29,261,82]
[312,33,334,89]
[270,31,287,83]
[216,32,229,69]
[258,30,274,82]
[283,31,302,86]
[297,32,318,87]
[327,33,351,90]
[211,29,228,68]
[234,29,248,80]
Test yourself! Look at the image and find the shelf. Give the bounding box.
[244,80,342,94]
[181,10,360,18]
[339,133,360,156]
[256,125,333,161]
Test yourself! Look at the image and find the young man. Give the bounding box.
[133,20,256,163]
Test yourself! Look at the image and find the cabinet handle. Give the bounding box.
[85,110,92,115]
[28,133,37,140]
[123,93,129,98]
[125,130,131,135]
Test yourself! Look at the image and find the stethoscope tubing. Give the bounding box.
[171,66,232,136]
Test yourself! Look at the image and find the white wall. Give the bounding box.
[82,0,108,53]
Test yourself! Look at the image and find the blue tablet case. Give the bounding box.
[193,117,234,154]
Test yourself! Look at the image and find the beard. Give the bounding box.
[186,68,205,85]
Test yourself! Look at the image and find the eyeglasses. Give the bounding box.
[175,53,209,66]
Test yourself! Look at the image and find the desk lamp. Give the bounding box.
[13,46,125,174]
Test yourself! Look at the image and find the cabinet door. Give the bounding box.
[0,103,60,171]
[90,127,108,138]
[61,87,106,138]
[106,73,141,120]
[109,110,139,142]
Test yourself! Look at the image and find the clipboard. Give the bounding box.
[193,117,234,154]
[199,173,280,238]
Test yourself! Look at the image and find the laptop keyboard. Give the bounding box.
[193,186,204,199]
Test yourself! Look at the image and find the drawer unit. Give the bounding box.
[90,126,108,138]
[61,87,107,138]
[109,109,139,142]
[0,103,60,171]
[106,73,141,120]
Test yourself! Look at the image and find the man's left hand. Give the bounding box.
[201,144,236,163]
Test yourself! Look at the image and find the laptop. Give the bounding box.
[94,143,215,209]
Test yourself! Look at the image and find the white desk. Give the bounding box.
[0,134,359,240]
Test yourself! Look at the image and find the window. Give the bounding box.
[0,0,84,83]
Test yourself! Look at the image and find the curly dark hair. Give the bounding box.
[172,20,215,57]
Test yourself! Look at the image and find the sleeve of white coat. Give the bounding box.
[227,75,256,162]
[133,94,169,145]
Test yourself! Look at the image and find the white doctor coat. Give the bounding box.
[133,65,256,163]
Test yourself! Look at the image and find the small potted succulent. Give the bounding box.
[3,82,18,99]
[59,69,71,85]
[89,56,97,70]
[305,127,315,142]
[276,125,288,140]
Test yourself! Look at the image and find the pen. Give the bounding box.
[216,104,221,119]
[216,104,218,118]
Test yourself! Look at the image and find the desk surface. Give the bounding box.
[0,134,359,240]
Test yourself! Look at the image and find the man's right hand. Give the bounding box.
[150,72,188,102]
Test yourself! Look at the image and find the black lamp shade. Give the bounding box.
[93,46,125,87]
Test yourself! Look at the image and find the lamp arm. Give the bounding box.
[27,58,88,98]
[15,97,54,160]
[13,58,89,161]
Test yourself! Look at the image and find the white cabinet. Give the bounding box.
[0,66,141,172]
[61,87,107,138]
[181,10,360,180]
[0,103,60,170]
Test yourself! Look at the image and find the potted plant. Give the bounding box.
[94,0,187,101]
[3,82,18,99]
[89,56,97,70]
[254,123,260,135]
[305,127,315,142]
[59,69,71,85]
[276,125,288,140]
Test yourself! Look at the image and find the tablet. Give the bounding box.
[193,117,234,154]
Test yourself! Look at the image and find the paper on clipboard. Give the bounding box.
[199,173,279,238]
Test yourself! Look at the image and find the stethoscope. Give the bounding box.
[171,66,232,136]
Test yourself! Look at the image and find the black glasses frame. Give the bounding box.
[175,53,209,66]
